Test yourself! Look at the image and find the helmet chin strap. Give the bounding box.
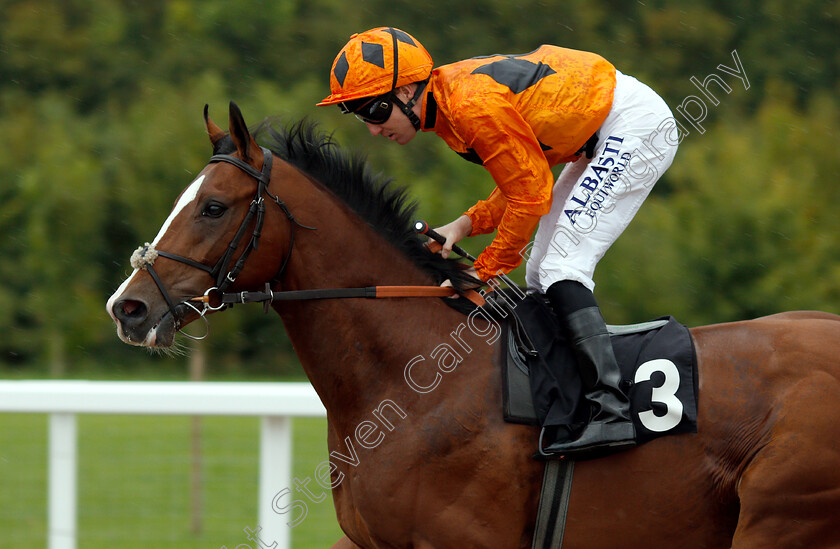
[393,78,428,131]
[385,27,428,131]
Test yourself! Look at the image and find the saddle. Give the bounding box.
[486,290,699,548]
[490,291,698,450]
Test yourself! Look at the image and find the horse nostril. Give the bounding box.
[122,300,141,316]
[115,299,148,325]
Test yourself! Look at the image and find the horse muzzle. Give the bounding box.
[107,294,180,348]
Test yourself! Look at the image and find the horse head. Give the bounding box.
[106,102,294,347]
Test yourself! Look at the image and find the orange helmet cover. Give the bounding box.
[318,27,433,106]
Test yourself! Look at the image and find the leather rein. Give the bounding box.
[129,146,484,340]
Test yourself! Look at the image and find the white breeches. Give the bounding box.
[525,71,680,292]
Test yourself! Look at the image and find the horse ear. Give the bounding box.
[228,101,261,166]
[204,104,226,146]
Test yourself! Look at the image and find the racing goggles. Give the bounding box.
[339,93,395,125]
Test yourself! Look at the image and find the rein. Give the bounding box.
[130,146,484,340]
[189,283,480,314]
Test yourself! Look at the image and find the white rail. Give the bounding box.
[0,380,327,549]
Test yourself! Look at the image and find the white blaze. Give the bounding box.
[152,174,206,245]
[106,174,207,324]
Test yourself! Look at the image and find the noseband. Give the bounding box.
[130,146,311,339]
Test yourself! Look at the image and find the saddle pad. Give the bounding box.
[501,293,698,446]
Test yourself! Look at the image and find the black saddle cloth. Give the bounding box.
[500,293,698,447]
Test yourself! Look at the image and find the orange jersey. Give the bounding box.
[420,46,616,280]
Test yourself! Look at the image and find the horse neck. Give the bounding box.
[271,169,468,424]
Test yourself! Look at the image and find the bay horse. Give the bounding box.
[107,102,840,548]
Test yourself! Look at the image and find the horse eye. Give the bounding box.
[202,202,227,218]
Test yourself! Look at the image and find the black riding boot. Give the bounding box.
[543,280,636,456]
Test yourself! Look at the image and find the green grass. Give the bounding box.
[0,414,343,548]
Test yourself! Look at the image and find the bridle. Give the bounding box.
[129,146,484,341]
[130,146,311,339]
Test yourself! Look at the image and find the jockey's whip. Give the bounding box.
[414,220,522,293]
[413,220,477,262]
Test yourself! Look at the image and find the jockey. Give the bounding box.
[318,27,678,456]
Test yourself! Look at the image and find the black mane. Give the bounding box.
[220,117,478,297]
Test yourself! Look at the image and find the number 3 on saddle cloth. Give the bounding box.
[498,293,698,452]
